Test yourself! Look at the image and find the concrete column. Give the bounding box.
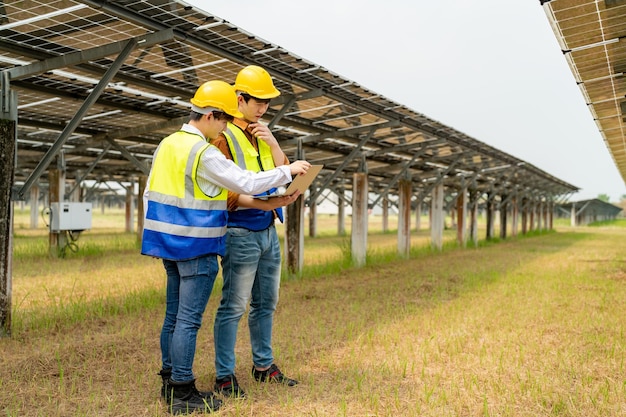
[125,182,134,233]
[308,196,317,238]
[500,196,508,239]
[351,173,368,267]
[486,193,494,240]
[548,201,554,230]
[285,195,305,275]
[469,192,479,246]
[521,198,528,234]
[30,185,39,229]
[415,201,422,231]
[456,187,468,247]
[1,115,17,337]
[382,197,389,233]
[511,197,519,237]
[337,188,345,236]
[48,168,66,256]
[430,183,444,250]
[397,179,411,257]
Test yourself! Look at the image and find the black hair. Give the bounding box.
[189,110,204,121]
[240,93,271,104]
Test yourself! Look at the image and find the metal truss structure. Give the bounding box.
[1,0,579,210]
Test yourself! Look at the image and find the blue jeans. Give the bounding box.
[214,226,281,379]
[160,255,218,383]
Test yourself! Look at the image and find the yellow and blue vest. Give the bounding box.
[141,131,228,260]
[223,122,283,230]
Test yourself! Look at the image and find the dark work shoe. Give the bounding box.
[159,370,217,405]
[168,379,222,415]
[215,374,246,398]
[252,364,298,386]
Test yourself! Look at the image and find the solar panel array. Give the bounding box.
[1,0,578,206]
[543,0,626,188]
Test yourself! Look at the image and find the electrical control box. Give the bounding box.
[50,202,92,232]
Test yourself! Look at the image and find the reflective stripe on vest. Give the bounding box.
[222,123,283,228]
[141,131,228,260]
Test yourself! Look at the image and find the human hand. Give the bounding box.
[265,191,301,209]
[288,160,311,176]
[249,123,278,147]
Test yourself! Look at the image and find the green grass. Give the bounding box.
[589,218,626,227]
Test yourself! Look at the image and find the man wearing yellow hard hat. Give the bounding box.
[211,66,299,399]
[141,79,310,414]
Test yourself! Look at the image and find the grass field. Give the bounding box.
[2,207,626,416]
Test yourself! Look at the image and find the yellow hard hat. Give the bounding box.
[190,80,243,118]
[233,65,280,99]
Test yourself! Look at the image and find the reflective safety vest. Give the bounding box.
[141,131,228,260]
[222,122,283,229]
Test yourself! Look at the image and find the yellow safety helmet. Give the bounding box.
[233,65,280,99]
[190,80,243,118]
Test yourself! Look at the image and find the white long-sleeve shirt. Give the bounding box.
[143,124,292,213]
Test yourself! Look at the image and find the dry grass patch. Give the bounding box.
[3,209,626,416]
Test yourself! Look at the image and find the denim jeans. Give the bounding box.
[214,225,281,378]
[160,255,218,383]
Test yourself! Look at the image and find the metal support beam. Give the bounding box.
[16,36,141,200]
[6,29,175,80]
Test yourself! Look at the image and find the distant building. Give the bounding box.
[555,199,622,226]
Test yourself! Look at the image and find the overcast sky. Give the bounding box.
[188,0,626,202]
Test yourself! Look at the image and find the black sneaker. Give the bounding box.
[159,370,218,405]
[252,364,298,386]
[215,374,246,398]
[168,379,222,415]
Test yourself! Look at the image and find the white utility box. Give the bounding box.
[50,202,93,232]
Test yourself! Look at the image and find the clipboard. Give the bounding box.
[255,164,323,199]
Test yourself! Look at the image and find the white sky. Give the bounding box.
[187,0,626,202]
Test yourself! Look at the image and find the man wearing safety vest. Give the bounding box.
[141,79,310,415]
[211,66,299,399]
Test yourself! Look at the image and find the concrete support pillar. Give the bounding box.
[125,181,134,233]
[469,192,479,246]
[521,198,528,234]
[570,203,576,227]
[415,201,422,231]
[548,201,554,230]
[397,179,411,257]
[456,187,468,247]
[351,173,368,267]
[308,196,317,238]
[511,197,519,237]
[500,196,508,240]
[337,188,345,236]
[382,197,389,233]
[450,206,456,229]
[486,193,495,240]
[30,185,39,229]
[67,180,80,202]
[1,115,17,337]
[285,195,305,275]
[430,183,444,250]
[48,168,66,256]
